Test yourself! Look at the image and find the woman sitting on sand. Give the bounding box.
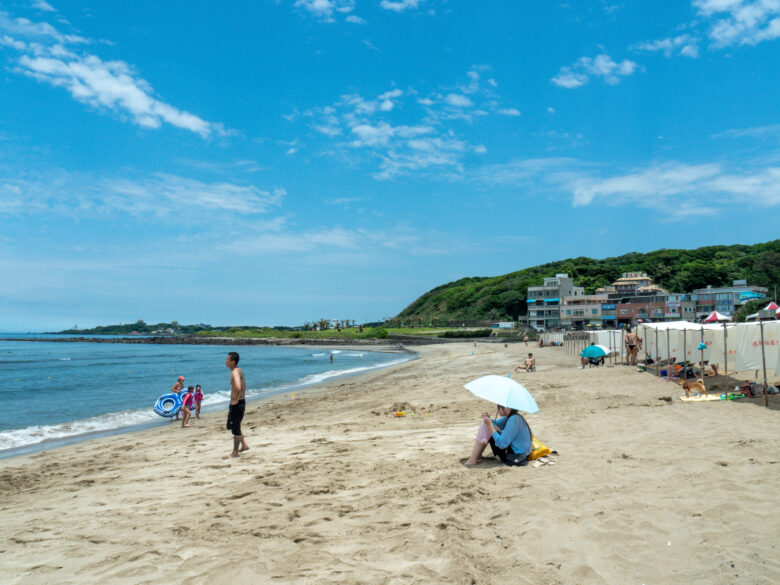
[465,405,532,466]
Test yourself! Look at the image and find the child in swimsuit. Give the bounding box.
[181,386,194,428]
[194,384,204,419]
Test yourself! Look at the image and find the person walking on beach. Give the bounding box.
[171,376,185,420]
[625,327,641,366]
[225,352,249,458]
[523,333,529,346]
[181,386,194,428]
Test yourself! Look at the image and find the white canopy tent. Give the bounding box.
[636,320,779,376]
[587,329,624,356]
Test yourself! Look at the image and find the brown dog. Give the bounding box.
[680,378,707,398]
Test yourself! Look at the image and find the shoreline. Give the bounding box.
[2,342,778,584]
[0,345,418,461]
[0,334,525,346]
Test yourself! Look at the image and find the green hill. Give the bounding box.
[390,240,780,324]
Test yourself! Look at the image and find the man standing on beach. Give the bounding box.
[225,352,249,458]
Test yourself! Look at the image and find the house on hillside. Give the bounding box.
[526,274,583,331]
[690,280,767,319]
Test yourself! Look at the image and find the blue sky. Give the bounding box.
[0,0,778,330]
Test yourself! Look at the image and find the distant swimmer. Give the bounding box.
[225,352,249,459]
[330,353,334,364]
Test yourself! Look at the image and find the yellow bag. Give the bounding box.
[528,436,551,460]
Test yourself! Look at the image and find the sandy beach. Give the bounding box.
[2,342,778,585]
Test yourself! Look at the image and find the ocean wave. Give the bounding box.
[296,356,410,386]
[0,354,412,452]
[0,409,159,450]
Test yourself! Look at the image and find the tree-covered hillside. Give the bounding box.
[392,240,780,324]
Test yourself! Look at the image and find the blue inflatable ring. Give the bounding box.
[154,392,183,418]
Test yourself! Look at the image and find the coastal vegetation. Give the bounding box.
[390,240,780,324]
[58,241,778,336]
[56,323,455,339]
[59,320,206,335]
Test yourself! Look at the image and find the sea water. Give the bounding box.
[0,335,411,457]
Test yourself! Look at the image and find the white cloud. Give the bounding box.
[17,52,221,136]
[294,0,355,22]
[0,170,284,219]
[633,34,700,58]
[694,0,780,47]
[552,54,638,88]
[349,122,433,147]
[32,1,57,12]
[571,162,780,213]
[346,15,365,24]
[547,107,556,114]
[572,162,722,206]
[551,70,588,89]
[0,12,223,137]
[376,140,466,179]
[0,11,88,44]
[714,123,780,138]
[470,157,588,188]
[380,0,425,13]
[378,88,403,111]
[325,196,363,207]
[305,69,517,179]
[471,158,780,217]
[444,93,473,107]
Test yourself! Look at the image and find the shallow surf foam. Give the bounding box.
[0,352,412,454]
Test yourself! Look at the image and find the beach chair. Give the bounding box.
[587,356,605,368]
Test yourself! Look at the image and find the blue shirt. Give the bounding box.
[492,414,532,456]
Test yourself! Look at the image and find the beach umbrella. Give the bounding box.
[464,375,539,414]
[580,344,610,358]
[703,311,729,323]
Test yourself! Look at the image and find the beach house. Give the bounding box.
[690,280,767,319]
[526,274,583,331]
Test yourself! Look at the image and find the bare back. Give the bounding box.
[230,367,246,404]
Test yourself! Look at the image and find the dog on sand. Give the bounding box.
[679,378,707,398]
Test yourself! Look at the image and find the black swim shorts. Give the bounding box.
[228,399,246,436]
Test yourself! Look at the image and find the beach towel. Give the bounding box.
[679,394,720,402]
